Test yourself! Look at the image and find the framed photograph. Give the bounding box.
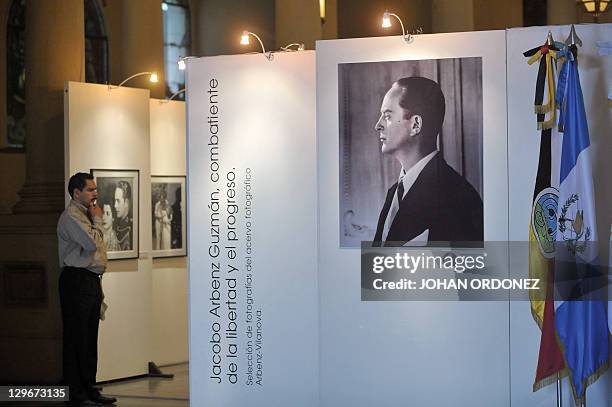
[91,169,140,260]
[151,176,187,258]
[338,58,484,247]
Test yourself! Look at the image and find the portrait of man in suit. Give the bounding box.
[338,58,483,247]
[372,76,483,246]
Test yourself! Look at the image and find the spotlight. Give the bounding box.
[382,11,392,28]
[241,31,250,45]
[381,10,414,43]
[240,30,273,61]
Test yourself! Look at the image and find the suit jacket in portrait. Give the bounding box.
[115,216,133,251]
[373,154,483,246]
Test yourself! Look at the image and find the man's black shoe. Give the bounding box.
[91,394,117,404]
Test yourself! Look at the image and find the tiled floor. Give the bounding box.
[100,363,189,406]
[3,363,189,406]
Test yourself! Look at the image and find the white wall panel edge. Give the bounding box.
[149,98,188,366]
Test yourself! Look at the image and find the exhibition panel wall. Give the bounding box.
[149,99,188,366]
[64,82,153,380]
[506,24,611,406]
[58,24,610,406]
[316,31,510,406]
[187,52,319,406]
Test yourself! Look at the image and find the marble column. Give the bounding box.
[276,0,322,50]
[120,0,164,99]
[193,0,275,57]
[0,0,84,383]
[432,0,475,33]
[12,0,84,214]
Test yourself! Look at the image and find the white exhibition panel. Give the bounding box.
[64,82,153,381]
[149,99,188,366]
[150,99,186,176]
[316,32,510,406]
[506,24,611,407]
[187,52,318,406]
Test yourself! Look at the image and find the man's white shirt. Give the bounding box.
[382,150,438,241]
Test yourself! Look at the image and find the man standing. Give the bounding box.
[58,172,117,406]
[373,77,483,245]
[113,180,132,250]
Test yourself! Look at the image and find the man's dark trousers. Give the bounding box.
[59,266,102,402]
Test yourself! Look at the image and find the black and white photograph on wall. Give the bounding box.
[151,176,186,258]
[91,169,140,260]
[339,58,484,248]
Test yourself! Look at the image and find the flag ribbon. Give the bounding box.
[524,41,559,130]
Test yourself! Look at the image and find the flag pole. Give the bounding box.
[556,378,562,407]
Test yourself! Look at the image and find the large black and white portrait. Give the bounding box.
[339,58,484,247]
[151,176,186,258]
[91,169,140,259]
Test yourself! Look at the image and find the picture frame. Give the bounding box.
[338,58,484,247]
[151,175,187,258]
[91,169,140,260]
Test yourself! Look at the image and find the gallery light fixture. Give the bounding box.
[577,0,610,22]
[160,88,186,103]
[240,30,273,61]
[177,56,195,71]
[169,88,185,101]
[280,43,305,51]
[319,0,326,23]
[381,10,413,43]
[110,72,159,90]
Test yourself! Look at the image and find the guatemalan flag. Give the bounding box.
[553,45,609,405]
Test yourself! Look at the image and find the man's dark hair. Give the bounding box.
[68,172,94,198]
[393,77,446,139]
[116,180,132,202]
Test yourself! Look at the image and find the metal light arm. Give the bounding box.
[383,11,414,44]
[280,43,305,52]
[117,72,157,88]
[389,13,406,37]
[169,88,186,101]
[246,31,274,61]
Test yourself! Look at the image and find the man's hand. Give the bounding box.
[89,201,103,219]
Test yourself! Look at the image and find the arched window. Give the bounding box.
[85,0,109,84]
[162,0,191,100]
[6,0,25,148]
